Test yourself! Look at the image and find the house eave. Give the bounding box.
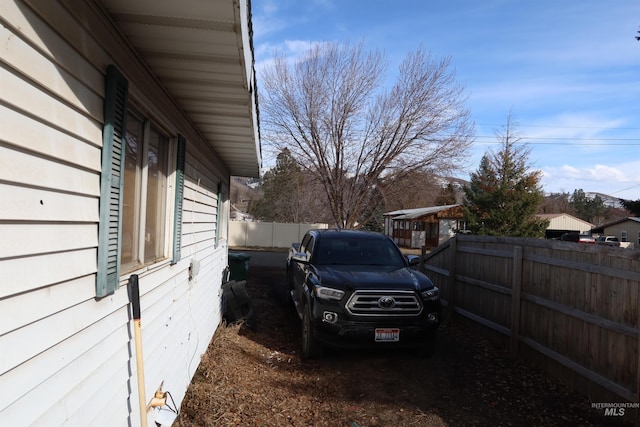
[99,0,261,177]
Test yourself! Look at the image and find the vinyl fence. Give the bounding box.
[228,221,328,248]
[422,234,640,403]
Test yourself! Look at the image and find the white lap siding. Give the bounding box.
[0,1,228,425]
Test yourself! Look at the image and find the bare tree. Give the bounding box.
[379,170,445,210]
[539,192,571,214]
[260,41,474,229]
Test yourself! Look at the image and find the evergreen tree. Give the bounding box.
[620,198,640,216]
[569,189,606,224]
[250,149,306,222]
[360,186,385,232]
[463,114,549,237]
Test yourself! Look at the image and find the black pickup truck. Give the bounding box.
[287,229,441,359]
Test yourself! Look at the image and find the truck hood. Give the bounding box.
[314,265,433,292]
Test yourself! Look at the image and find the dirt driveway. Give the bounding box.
[178,255,628,426]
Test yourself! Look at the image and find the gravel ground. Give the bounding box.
[178,265,632,426]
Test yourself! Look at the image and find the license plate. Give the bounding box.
[375,328,400,342]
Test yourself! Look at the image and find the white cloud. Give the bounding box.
[252,16,287,40]
[283,40,323,57]
[541,161,640,198]
[254,39,327,76]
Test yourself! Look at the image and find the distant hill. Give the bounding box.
[585,192,623,208]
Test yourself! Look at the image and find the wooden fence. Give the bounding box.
[422,234,640,403]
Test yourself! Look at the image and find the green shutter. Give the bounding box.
[215,181,222,246]
[172,135,186,264]
[97,65,129,297]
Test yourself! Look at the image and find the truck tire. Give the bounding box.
[301,305,323,360]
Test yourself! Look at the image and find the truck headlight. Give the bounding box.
[314,286,345,301]
[421,287,439,301]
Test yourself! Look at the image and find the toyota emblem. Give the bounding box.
[378,296,396,308]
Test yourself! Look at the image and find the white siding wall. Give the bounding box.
[0,1,228,425]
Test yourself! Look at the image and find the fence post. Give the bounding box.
[448,236,457,320]
[242,221,248,247]
[510,246,523,357]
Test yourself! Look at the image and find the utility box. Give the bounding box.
[228,252,251,281]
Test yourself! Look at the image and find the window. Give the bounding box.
[301,234,314,258]
[621,230,628,242]
[121,115,169,271]
[637,231,640,246]
[97,65,185,297]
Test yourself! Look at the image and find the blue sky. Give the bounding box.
[252,0,640,200]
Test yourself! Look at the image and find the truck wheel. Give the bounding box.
[417,332,437,358]
[301,306,323,360]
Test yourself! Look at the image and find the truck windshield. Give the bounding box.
[315,238,405,267]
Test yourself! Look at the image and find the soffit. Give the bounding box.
[100,0,261,177]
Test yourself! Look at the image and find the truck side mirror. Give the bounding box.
[406,255,420,266]
[292,252,309,263]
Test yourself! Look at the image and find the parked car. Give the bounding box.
[596,236,620,247]
[559,232,596,244]
[287,229,441,359]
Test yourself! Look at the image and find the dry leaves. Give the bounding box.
[178,267,628,427]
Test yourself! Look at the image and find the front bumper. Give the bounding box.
[310,300,441,349]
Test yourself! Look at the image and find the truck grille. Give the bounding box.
[345,290,422,316]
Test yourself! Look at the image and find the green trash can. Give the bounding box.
[228,252,251,281]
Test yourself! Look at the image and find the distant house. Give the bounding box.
[536,213,594,239]
[0,1,260,426]
[385,208,602,249]
[591,217,640,248]
[384,205,466,248]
